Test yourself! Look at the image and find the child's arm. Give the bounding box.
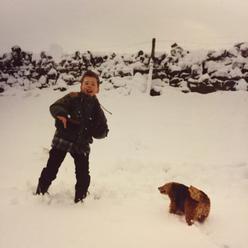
[49,93,72,119]
[90,100,109,139]
[57,116,67,128]
[50,93,78,129]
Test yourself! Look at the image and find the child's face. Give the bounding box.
[80,76,99,96]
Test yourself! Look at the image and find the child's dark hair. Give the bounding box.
[81,70,100,85]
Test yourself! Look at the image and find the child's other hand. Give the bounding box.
[57,116,67,128]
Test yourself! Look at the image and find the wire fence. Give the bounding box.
[95,38,244,54]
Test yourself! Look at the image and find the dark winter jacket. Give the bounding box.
[50,92,109,152]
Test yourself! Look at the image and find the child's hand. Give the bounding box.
[57,116,67,128]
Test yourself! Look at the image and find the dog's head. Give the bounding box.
[158,182,172,195]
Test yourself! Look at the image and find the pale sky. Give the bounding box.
[0,0,247,54]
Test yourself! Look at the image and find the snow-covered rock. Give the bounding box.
[1,43,248,95]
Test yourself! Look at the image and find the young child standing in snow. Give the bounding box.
[36,70,109,203]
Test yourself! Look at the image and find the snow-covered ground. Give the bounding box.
[1,85,248,248]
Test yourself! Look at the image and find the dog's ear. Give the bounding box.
[189,186,201,201]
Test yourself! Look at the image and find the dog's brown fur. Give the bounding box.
[158,182,210,225]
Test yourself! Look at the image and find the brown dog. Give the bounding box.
[158,182,210,225]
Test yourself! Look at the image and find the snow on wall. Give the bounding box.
[1,43,248,95]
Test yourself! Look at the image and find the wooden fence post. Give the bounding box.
[146,38,156,95]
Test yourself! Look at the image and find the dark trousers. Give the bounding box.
[38,148,90,196]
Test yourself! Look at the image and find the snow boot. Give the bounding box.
[74,189,88,203]
[35,179,50,195]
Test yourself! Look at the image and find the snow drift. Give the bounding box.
[0,85,248,248]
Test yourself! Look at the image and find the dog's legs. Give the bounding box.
[197,215,206,223]
[169,201,178,214]
[185,207,195,225]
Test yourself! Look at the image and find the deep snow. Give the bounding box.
[0,85,248,248]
